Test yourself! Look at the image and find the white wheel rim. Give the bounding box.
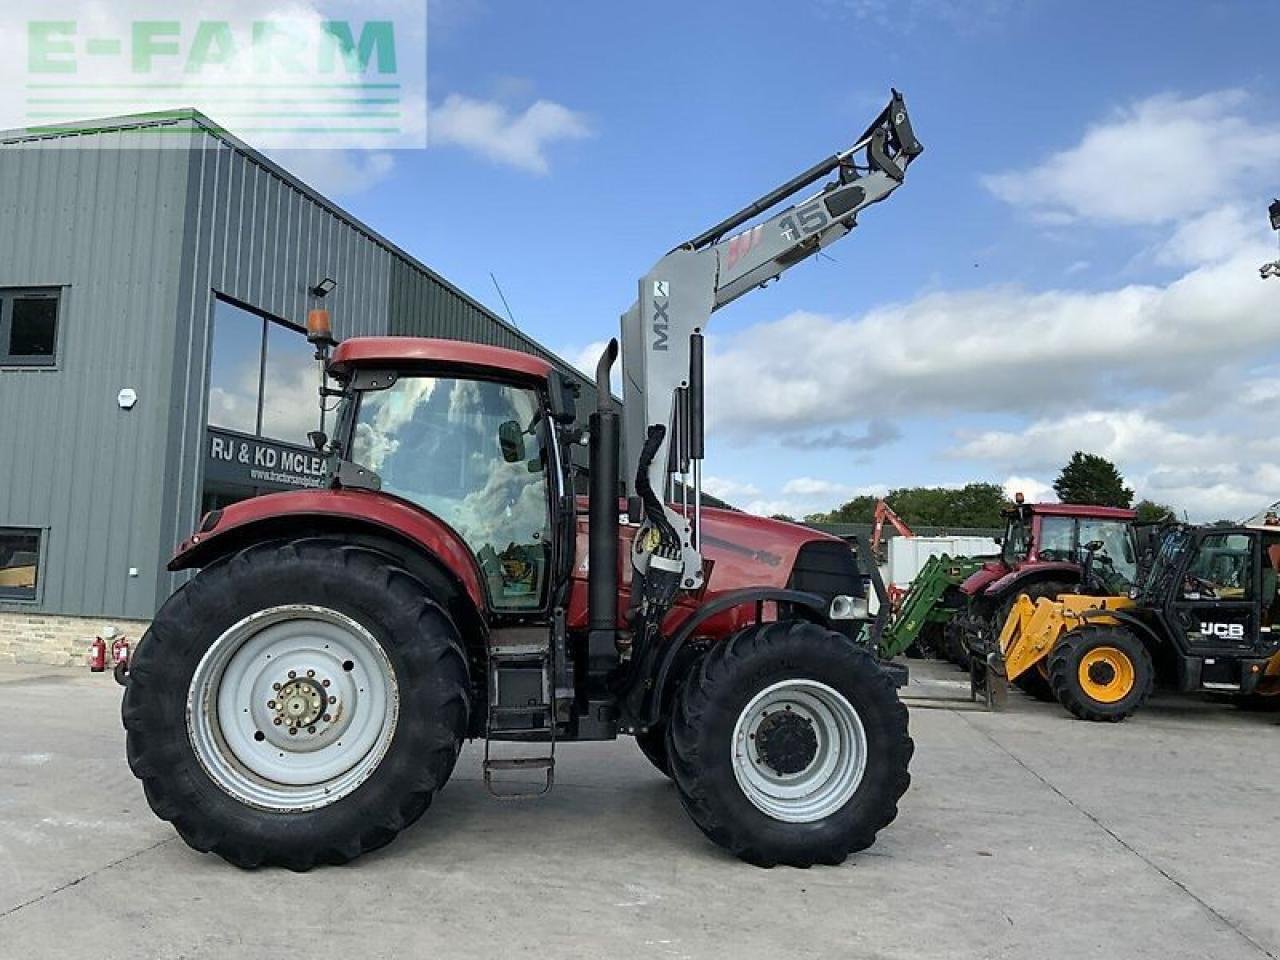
[731,679,867,823]
[187,605,399,812]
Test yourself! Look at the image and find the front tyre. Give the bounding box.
[123,539,470,870]
[668,620,912,867]
[1047,625,1153,722]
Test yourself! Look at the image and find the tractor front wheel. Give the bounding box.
[1047,626,1153,722]
[668,620,912,867]
[123,539,471,870]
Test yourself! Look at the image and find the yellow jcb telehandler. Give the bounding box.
[989,522,1280,722]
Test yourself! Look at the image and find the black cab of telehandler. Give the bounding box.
[1128,523,1280,695]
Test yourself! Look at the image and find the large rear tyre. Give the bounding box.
[997,581,1072,703]
[1047,625,1153,722]
[123,539,471,870]
[668,620,912,867]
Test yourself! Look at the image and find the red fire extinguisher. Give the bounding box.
[111,633,131,686]
[87,635,107,672]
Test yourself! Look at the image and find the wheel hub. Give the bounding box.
[754,709,818,775]
[1086,660,1117,687]
[275,677,328,731]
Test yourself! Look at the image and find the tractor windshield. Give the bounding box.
[348,375,552,611]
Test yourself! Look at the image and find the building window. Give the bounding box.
[0,288,60,366]
[207,296,324,446]
[0,529,41,600]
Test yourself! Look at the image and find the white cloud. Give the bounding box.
[1002,475,1055,504]
[949,410,1280,521]
[781,477,856,498]
[983,90,1280,226]
[1153,203,1258,268]
[429,94,591,174]
[268,149,395,196]
[705,240,1274,438]
[737,479,887,521]
[702,476,762,501]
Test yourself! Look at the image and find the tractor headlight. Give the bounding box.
[830,595,868,620]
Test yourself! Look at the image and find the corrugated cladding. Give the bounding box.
[0,126,192,620]
[0,110,601,620]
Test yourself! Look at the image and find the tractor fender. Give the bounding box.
[643,588,829,727]
[984,563,1080,601]
[170,489,489,614]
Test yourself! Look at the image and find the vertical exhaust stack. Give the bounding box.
[588,340,621,673]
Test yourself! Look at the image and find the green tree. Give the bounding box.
[770,513,798,523]
[1053,452,1134,508]
[809,483,1007,528]
[1133,499,1177,523]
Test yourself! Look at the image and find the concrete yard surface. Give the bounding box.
[1,660,1278,960]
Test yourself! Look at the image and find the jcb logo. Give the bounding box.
[1199,622,1245,639]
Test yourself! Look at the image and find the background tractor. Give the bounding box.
[993,521,1280,721]
[122,93,923,870]
[946,500,1139,696]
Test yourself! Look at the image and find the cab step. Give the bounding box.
[484,628,557,799]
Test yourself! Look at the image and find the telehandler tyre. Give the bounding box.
[668,620,912,867]
[1047,625,1153,722]
[123,539,470,871]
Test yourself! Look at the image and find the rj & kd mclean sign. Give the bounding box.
[205,427,326,491]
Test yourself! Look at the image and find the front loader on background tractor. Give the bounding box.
[990,520,1280,721]
[946,499,1139,695]
[122,93,923,869]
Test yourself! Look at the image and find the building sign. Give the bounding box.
[204,427,326,492]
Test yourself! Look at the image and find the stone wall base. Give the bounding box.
[0,612,151,667]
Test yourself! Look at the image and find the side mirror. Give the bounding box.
[548,370,579,425]
[498,420,526,463]
[1084,539,1104,553]
[307,430,328,452]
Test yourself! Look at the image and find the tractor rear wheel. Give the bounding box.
[668,620,912,867]
[1047,625,1153,722]
[998,581,1073,703]
[123,539,471,870]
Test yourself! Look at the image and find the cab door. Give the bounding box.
[347,373,557,615]
[1166,529,1259,668]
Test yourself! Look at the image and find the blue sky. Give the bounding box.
[293,0,1280,520]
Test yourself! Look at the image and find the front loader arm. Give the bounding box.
[620,90,922,593]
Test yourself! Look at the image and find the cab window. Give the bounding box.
[349,376,552,611]
[1036,516,1075,562]
[1077,518,1138,588]
[1181,533,1254,601]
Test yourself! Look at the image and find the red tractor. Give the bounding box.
[123,93,922,870]
[947,499,1139,694]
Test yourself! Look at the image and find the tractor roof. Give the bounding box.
[1020,503,1136,520]
[329,337,553,381]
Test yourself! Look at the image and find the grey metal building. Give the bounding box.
[0,109,602,625]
